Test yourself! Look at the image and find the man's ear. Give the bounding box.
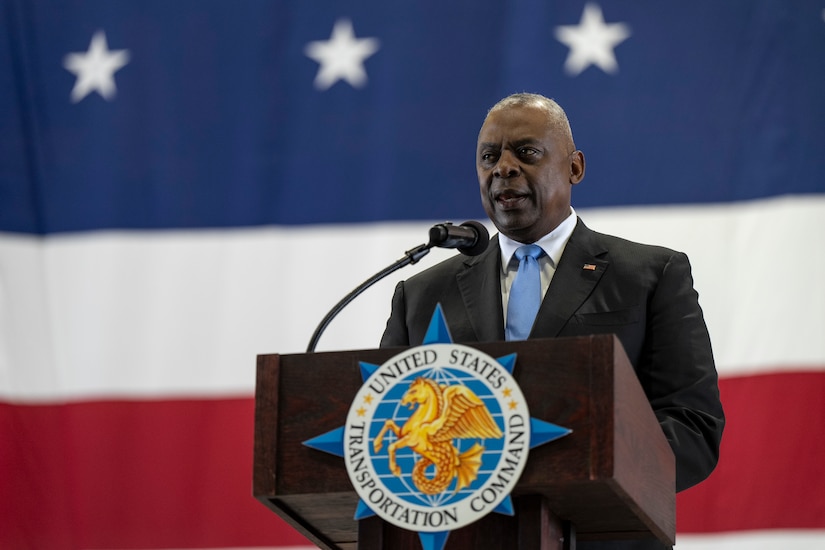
[570,150,585,185]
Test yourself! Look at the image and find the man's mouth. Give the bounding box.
[495,190,528,209]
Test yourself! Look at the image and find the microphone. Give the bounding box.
[306,219,489,352]
[428,220,490,256]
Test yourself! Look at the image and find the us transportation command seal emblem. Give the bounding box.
[304,305,571,550]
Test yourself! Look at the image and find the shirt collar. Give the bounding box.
[499,207,577,271]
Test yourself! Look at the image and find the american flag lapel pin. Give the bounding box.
[582,263,597,271]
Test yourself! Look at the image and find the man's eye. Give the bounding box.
[481,152,498,162]
[518,147,537,157]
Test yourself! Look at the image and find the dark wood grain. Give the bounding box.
[253,335,674,549]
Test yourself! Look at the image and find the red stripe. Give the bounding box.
[677,370,825,532]
[0,398,309,549]
[3,370,824,548]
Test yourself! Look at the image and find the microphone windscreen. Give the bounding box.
[458,220,489,256]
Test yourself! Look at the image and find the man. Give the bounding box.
[381,93,725,549]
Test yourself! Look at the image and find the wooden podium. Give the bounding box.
[253,335,675,549]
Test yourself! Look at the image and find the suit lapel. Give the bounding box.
[456,234,505,342]
[531,220,609,338]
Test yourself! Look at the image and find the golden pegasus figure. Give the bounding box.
[373,377,504,495]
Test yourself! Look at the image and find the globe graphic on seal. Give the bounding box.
[368,366,506,509]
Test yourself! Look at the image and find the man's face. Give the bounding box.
[476,104,584,244]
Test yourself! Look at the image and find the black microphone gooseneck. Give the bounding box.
[305,221,489,352]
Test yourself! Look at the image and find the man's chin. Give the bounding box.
[491,217,535,242]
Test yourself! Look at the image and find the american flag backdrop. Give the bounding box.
[2,1,824,549]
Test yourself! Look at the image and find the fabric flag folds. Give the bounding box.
[2,1,824,548]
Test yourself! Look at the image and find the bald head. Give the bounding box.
[485,93,576,153]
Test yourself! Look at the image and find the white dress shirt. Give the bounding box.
[498,208,578,323]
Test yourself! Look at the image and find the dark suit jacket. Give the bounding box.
[381,219,725,550]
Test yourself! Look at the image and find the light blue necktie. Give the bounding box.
[506,244,544,341]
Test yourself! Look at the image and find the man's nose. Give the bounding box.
[493,150,520,178]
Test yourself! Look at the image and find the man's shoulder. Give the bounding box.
[575,220,685,261]
[404,250,481,286]
[399,234,499,291]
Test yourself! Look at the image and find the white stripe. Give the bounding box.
[675,530,825,549]
[1,194,823,401]
[0,223,459,401]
